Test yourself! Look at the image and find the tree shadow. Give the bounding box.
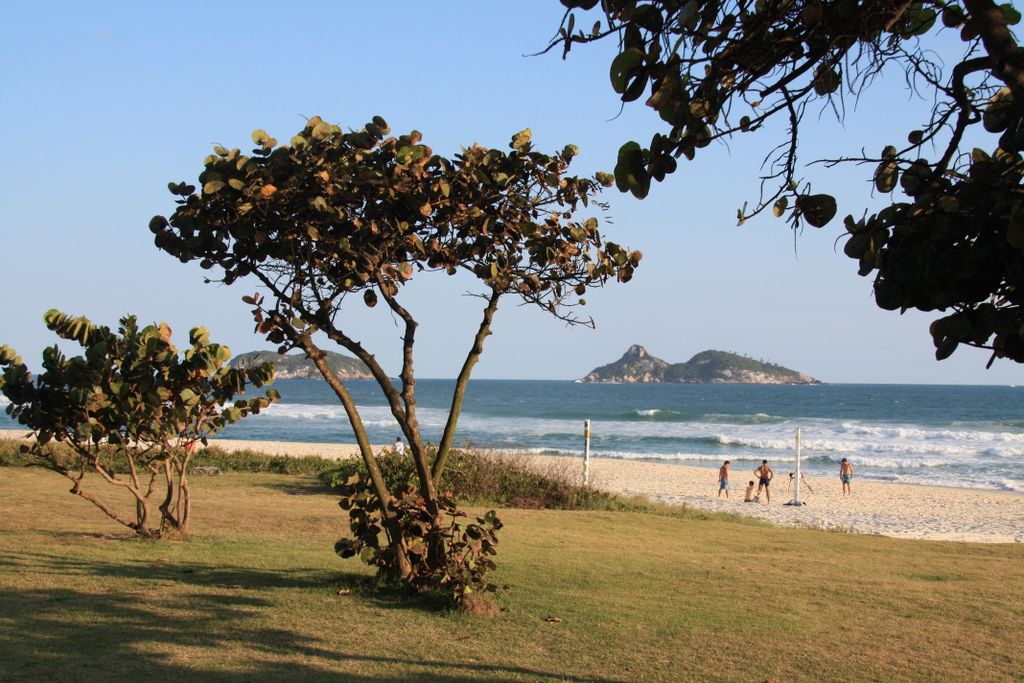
[0,550,464,617]
[0,549,348,592]
[0,580,621,682]
[255,477,335,496]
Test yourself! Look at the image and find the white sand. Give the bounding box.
[547,456,1024,544]
[3,429,1021,543]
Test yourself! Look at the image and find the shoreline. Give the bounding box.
[3,429,1021,543]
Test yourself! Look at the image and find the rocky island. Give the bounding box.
[230,350,372,380]
[581,345,821,384]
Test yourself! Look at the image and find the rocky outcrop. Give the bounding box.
[581,344,669,383]
[581,347,821,384]
[230,350,372,380]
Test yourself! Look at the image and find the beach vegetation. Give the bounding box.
[323,446,664,511]
[548,0,1024,366]
[0,440,337,476]
[150,116,640,603]
[0,311,277,537]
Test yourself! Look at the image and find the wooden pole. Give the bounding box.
[583,419,591,485]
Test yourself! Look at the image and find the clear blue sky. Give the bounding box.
[2,1,1022,385]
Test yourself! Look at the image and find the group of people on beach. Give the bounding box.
[716,457,855,502]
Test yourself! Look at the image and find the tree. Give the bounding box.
[0,310,277,537]
[548,0,1024,365]
[149,116,639,597]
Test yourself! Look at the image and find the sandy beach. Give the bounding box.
[3,429,1021,543]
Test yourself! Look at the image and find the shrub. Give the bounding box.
[323,447,650,511]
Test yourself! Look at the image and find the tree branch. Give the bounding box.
[964,0,1024,99]
[432,288,501,487]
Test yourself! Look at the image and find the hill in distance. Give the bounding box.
[581,345,821,384]
[230,350,372,380]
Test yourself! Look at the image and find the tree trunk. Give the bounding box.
[433,290,501,487]
[178,455,192,535]
[63,472,155,536]
[301,338,414,579]
[158,458,177,531]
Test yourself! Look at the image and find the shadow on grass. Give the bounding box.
[0,549,347,592]
[255,477,335,497]
[0,580,619,682]
[0,549,470,618]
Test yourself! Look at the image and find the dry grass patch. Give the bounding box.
[1,468,1022,682]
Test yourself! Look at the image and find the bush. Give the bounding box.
[322,447,652,511]
[190,447,337,475]
[0,440,337,477]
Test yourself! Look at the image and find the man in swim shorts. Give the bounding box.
[718,460,731,498]
[753,459,774,503]
[840,458,854,495]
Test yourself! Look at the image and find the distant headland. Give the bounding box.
[580,345,821,384]
[230,350,371,380]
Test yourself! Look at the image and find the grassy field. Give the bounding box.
[1,468,1022,682]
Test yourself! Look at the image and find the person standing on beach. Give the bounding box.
[840,458,854,495]
[753,459,774,503]
[394,437,406,456]
[717,460,730,498]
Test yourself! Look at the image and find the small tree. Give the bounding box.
[0,310,277,537]
[149,116,639,598]
[548,0,1024,365]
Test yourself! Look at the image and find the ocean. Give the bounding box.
[3,380,1022,492]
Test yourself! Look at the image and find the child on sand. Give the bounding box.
[743,480,756,502]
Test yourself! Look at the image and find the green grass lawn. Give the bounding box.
[1,468,1022,682]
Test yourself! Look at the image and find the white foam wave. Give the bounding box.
[837,422,1024,443]
[234,399,1024,491]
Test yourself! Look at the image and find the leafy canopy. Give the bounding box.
[1,310,277,447]
[150,115,641,341]
[0,310,277,535]
[550,0,1024,365]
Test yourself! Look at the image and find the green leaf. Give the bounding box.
[812,66,841,96]
[772,197,788,217]
[609,48,644,95]
[874,161,899,193]
[203,180,225,195]
[942,5,965,27]
[149,216,168,233]
[614,141,650,199]
[796,194,837,228]
[228,178,245,191]
[1001,3,1022,25]
[511,128,532,150]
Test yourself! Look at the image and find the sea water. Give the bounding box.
[3,380,1022,492]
